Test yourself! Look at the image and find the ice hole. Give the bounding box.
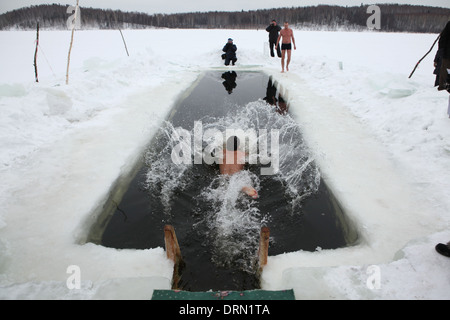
[86,71,358,291]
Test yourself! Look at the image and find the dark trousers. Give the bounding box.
[225,57,237,66]
[269,40,281,58]
[439,58,450,90]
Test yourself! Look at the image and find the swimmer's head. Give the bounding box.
[226,136,239,151]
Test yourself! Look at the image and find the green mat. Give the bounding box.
[151,289,295,300]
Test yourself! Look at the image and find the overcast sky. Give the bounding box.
[1,0,449,15]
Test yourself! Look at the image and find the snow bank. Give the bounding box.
[0,29,449,299]
[260,31,450,299]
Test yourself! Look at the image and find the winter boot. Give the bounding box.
[435,242,450,257]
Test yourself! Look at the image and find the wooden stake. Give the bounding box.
[34,22,39,83]
[164,225,184,289]
[164,225,181,263]
[258,227,270,272]
[66,0,80,85]
[112,11,130,57]
[119,29,130,57]
[409,33,440,79]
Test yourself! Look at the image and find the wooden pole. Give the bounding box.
[119,29,130,57]
[258,227,270,273]
[34,22,39,83]
[164,225,184,289]
[112,10,130,57]
[66,0,79,85]
[164,225,181,263]
[409,33,440,79]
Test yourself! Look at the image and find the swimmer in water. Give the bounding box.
[219,136,259,199]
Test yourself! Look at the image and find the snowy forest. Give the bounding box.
[0,4,449,33]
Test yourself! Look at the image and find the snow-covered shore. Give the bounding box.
[0,29,449,299]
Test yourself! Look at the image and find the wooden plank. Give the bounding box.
[164,225,181,262]
[258,227,270,272]
[164,225,184,289]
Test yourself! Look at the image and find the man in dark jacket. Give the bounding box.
[266,20,282,58]
[433,48,443,87]
[438,21,450,91]
[222,38,237,66]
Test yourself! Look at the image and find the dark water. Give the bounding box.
[96,71,357,292]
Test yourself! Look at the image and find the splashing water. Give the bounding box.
[199,100,320,211]
[144,121,193,216]
[143,99,320,272]
[199,171,262,272]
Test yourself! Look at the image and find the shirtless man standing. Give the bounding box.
[219,136,258,199]
[275,22,297,73]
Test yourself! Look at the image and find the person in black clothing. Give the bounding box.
[266,20,282,58]
[435,21,450,118]
[222,38,237,66]
[433,47,443,87]
[437,21,450,91]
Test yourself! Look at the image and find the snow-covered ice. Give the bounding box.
[0,29,449,299]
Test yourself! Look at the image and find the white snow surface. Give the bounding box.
[0,29,449,300]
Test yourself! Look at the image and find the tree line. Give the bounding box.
[0,4,449,33]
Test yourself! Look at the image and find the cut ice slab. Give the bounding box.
[366,75,417,99]
[378,86,417,99]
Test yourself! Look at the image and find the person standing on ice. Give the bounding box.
[219,136,258,199]
[433,47,444,88]
[222,38,237,66]
[435,21,450,118]
[266,20,282,58]
[275,22,297,73]
[437,21,450,91]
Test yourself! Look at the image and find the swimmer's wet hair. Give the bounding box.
[226,136,239,151]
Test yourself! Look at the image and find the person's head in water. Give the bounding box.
[226,136,240,151]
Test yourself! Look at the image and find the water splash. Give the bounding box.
[144,121,193,215]
[200,100,320,211]
[199,172,262,272]
[143,99,320,271]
